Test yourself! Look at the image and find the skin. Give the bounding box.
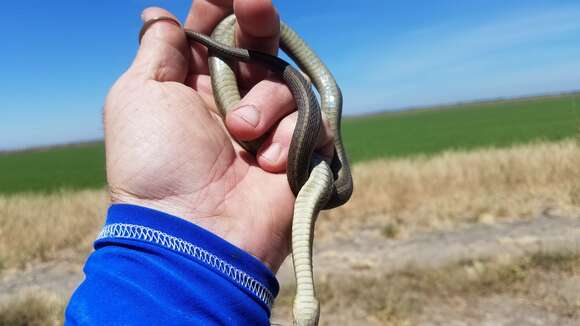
[104,0,333,272]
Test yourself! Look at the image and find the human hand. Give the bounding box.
[104,0,333,272]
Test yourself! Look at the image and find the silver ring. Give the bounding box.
[138,16,182,44]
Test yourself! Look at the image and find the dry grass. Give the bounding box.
[319,140,580,240]
[0,140,578,269]
[273,252,580,325]
[0,291,65,326]
[0,190,107,270]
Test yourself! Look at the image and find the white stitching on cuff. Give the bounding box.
[97,223,274,308]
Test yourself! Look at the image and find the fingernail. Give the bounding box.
[261,143,281,163]
[233,105,260,128]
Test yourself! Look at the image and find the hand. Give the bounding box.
[104,0,333,272]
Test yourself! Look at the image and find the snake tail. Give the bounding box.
[292,158,333,326]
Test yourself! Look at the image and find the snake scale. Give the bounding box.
[140,14,353,325]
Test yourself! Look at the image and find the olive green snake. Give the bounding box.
[140,15,353,325]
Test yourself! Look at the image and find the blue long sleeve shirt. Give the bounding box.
[65,204,279,325]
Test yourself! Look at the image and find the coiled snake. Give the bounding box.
[140,15,353,326]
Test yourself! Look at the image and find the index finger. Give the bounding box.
[184,0,281,83]
[233,0,280,89]
[184,0,233,75]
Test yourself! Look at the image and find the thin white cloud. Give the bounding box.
[375,6,580,80]
[341,5,580,113]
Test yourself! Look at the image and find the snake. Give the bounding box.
[140,15,353,326]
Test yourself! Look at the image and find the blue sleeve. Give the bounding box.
[65,204,279,326]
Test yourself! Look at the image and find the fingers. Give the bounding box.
[185,0,232,34]
[184,0,327,174]
[184,0,232,75]
[233,0,280,87]
[129,7,190,82]
[224,71,334,174]
[184,0,279,84]
[225,78,294,141]
[256,111,335,173]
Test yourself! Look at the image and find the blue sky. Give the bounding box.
[1,0,579,150]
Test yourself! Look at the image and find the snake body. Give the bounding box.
[181,15,353,325]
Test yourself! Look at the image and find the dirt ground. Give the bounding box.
[270,214,580,325]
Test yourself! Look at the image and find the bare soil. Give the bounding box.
[271,214,580,325]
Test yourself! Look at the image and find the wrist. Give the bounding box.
[108,191,289,271]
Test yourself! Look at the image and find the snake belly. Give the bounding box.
[187,14,353,326]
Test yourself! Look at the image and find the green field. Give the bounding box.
[0,94,578,195]
[343,94,579,162]
[0,143,105,194]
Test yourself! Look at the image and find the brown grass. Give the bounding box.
[273,252,580,325]
[0,190,107,270]
[0,140,578,269]
[319,140,580,241]
[0,291,65,326]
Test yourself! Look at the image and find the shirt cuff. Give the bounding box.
[97,204,279,311]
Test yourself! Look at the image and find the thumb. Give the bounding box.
[129,7,190,82]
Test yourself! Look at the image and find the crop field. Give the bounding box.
[0,94,578,195]
[0,142,105,195]
[344,93,580,162]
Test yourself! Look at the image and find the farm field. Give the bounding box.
[0,94,578,195]
[344,93,580,162]
[0,142,105,195]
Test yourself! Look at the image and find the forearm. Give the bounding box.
[65,204,279,325]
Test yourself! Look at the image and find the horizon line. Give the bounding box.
[2,89,578,153]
